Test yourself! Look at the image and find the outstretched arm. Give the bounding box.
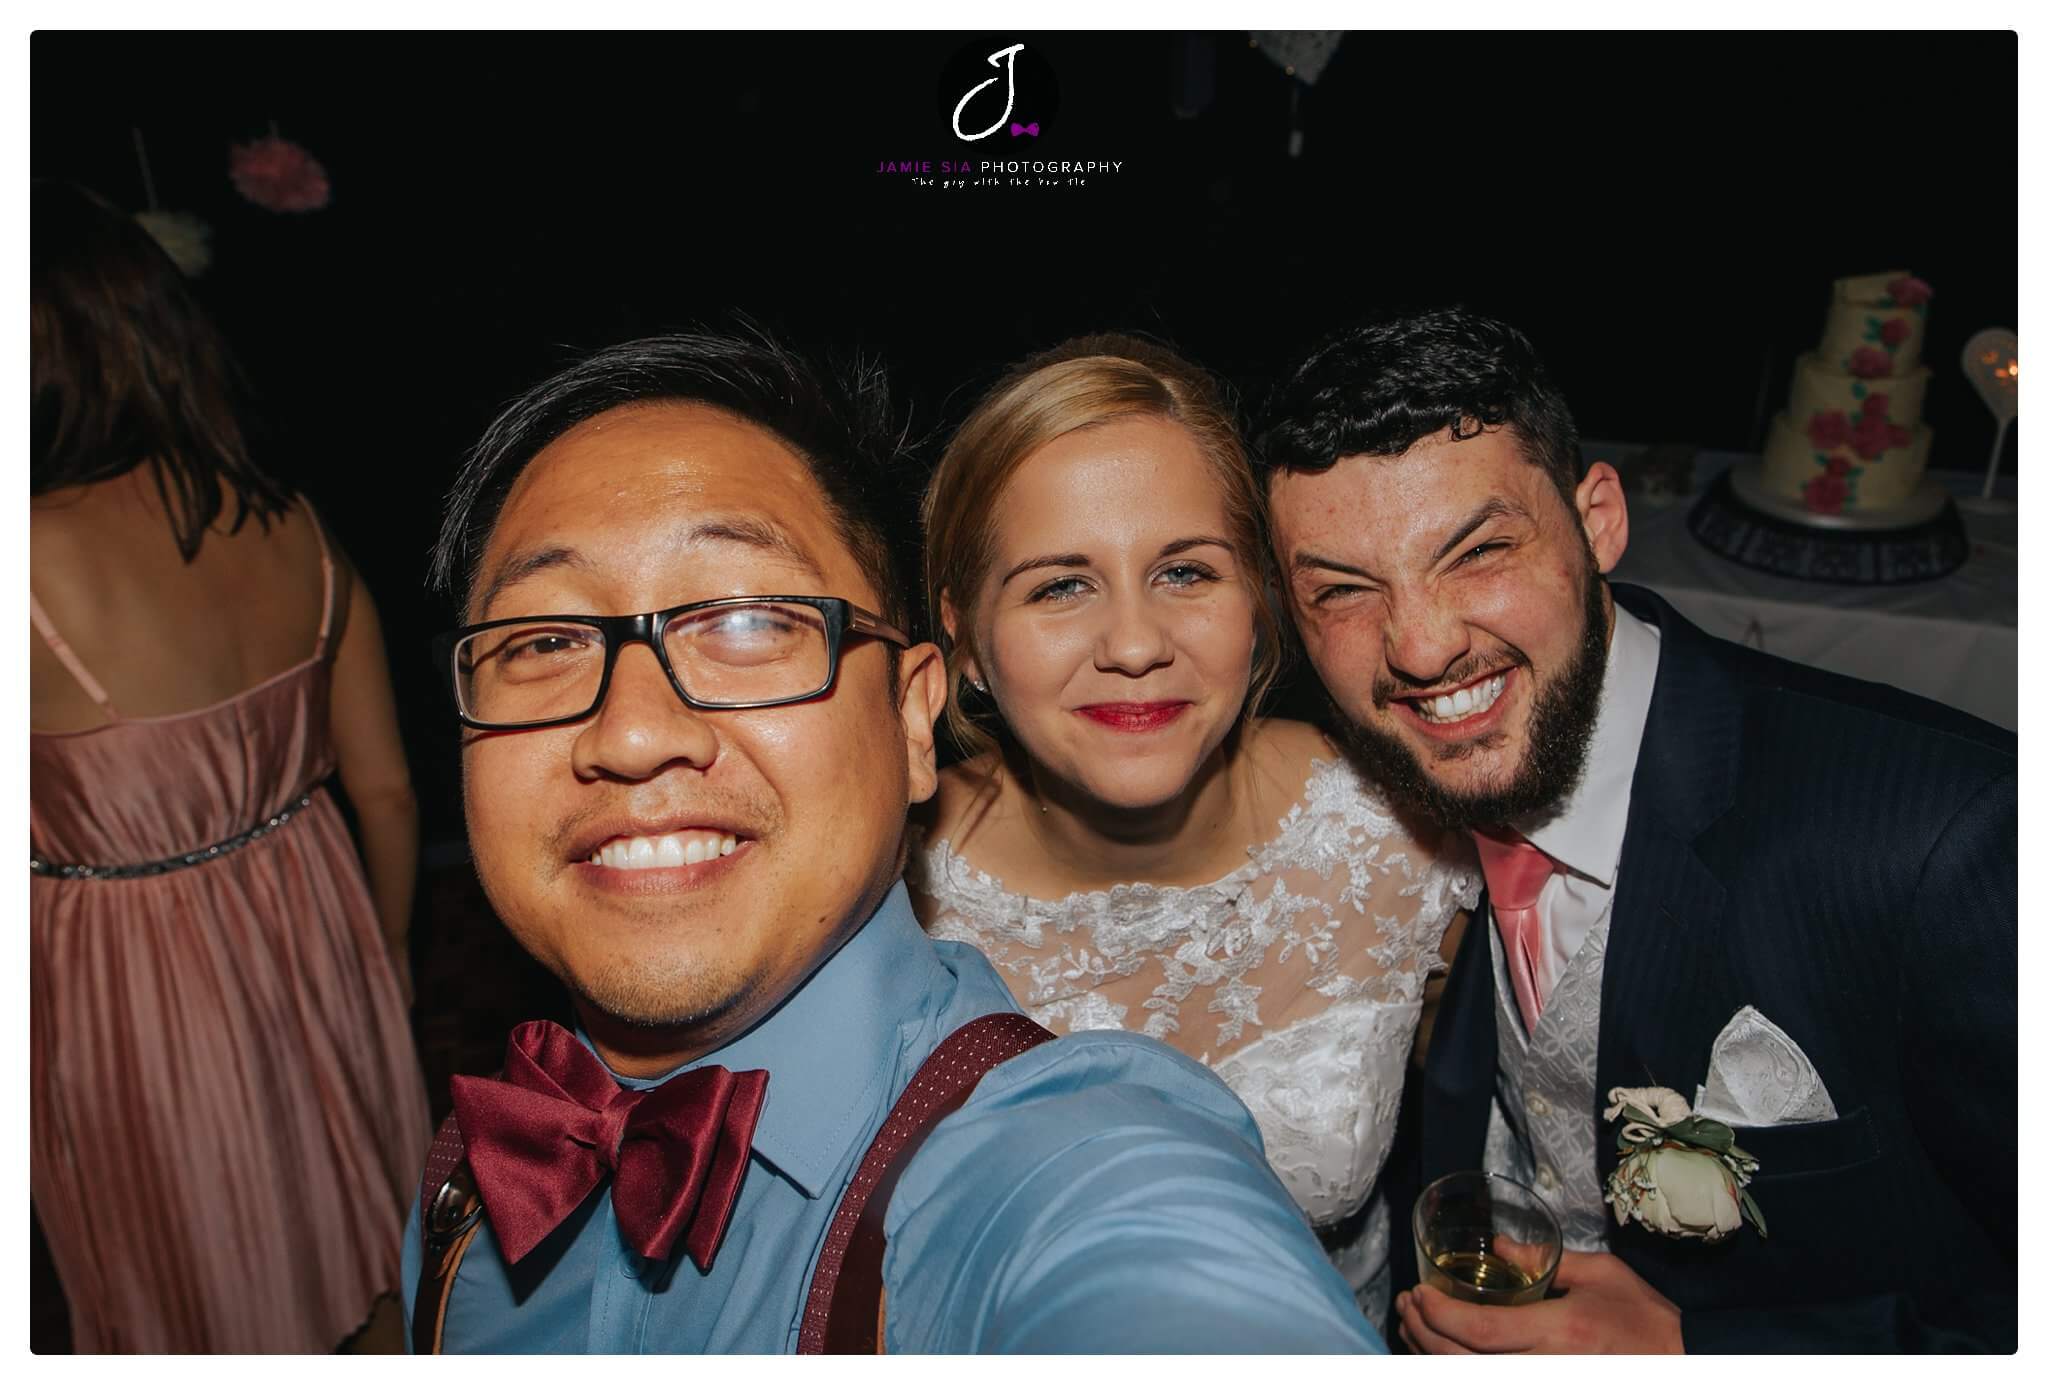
[883,1035,1383,1353]
[327,546,421,1003]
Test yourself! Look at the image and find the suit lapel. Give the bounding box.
[1594,586,1739,1189]
[1421,882,1497,1182]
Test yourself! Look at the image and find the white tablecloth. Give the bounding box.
[1604,448,2017,732]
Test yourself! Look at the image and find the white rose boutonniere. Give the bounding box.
[1602,1086,1767,1244]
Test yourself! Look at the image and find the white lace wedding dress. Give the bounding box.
[908,756,1480,1329]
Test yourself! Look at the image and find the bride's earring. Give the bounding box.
[968,673,988,695]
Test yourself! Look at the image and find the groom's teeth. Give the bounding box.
[592,830,740,870]
[1416,673,1507,725]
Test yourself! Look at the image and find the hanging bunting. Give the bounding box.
[129,125,214,276]
[135,210,216,277]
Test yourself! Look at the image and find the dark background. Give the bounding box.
[27,29,2019,1352]
[33,29,2020,845]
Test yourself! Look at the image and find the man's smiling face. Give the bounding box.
[1267,425,1627,830]
[460,402,940,1071]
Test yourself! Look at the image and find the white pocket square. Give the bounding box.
[1692,1005,1838,1126]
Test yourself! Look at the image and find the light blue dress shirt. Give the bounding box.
[402,881,1384,1352]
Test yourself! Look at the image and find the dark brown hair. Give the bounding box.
[32,180,291,558]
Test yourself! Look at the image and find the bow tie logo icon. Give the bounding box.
[1010,121,1039,137]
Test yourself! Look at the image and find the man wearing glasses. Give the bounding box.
[401,328,1380,1353]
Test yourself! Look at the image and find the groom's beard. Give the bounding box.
[1329,568,1611,833]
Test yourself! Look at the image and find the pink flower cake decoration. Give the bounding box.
[1806,411,1849,449]
[1886,276,1933,308]
[1802,472,1849,514]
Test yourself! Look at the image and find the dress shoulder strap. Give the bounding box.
[29,592,118,720]
[300,496,338,660]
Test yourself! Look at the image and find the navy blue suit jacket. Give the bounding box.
[1416,584,2015,1353]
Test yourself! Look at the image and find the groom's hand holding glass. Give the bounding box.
[1395,1250,1684,1354]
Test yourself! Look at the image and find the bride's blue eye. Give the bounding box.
[1028,575,1091,603]
[1158,562,1218,588]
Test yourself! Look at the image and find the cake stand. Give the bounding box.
[1687,462,1968,585]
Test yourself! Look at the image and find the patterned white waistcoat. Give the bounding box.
[1479,919,1616,1252]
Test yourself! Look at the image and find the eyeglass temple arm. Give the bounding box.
[846,605,911,648]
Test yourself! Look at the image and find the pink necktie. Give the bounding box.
[1472,828,1561,1036]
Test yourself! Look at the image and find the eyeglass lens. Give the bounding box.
[454,601,834,724]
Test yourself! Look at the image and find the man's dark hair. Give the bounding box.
[1253,307,1581,506]
[430,325,915,635]
[33,180,293,559]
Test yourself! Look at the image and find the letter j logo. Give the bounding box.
[953,43,1024,142]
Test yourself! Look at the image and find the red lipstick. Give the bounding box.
[1075,701,1191,732]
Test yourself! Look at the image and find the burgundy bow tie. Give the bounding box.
[449,1020,768,1268]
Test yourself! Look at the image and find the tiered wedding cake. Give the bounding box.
[1759,272,1935,516]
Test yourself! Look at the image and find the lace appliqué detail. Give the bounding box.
[910,756,1482,1308]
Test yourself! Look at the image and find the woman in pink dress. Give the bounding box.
[30,182,432,1352]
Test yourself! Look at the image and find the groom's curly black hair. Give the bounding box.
[1252,306,1583,508]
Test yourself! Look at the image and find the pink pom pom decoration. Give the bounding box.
[229,136,331,213]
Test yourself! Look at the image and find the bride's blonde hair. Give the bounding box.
[922,333,1284,760]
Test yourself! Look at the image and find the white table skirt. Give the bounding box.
[1604,447,2016,732]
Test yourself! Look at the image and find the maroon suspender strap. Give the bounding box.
[413,1110,482,1354]
[797,1011,1054,1354]
[419,1110,468,1236]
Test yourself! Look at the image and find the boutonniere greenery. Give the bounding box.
[1602,1086,1767,1244]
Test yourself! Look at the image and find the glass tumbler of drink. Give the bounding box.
[1412,1171,1563,1306]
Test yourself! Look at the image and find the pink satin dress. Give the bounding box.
[29,512,432,1352]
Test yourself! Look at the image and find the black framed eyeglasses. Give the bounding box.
[434,596,910,731]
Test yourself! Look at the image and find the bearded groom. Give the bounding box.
[1257,308,2016,1353]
